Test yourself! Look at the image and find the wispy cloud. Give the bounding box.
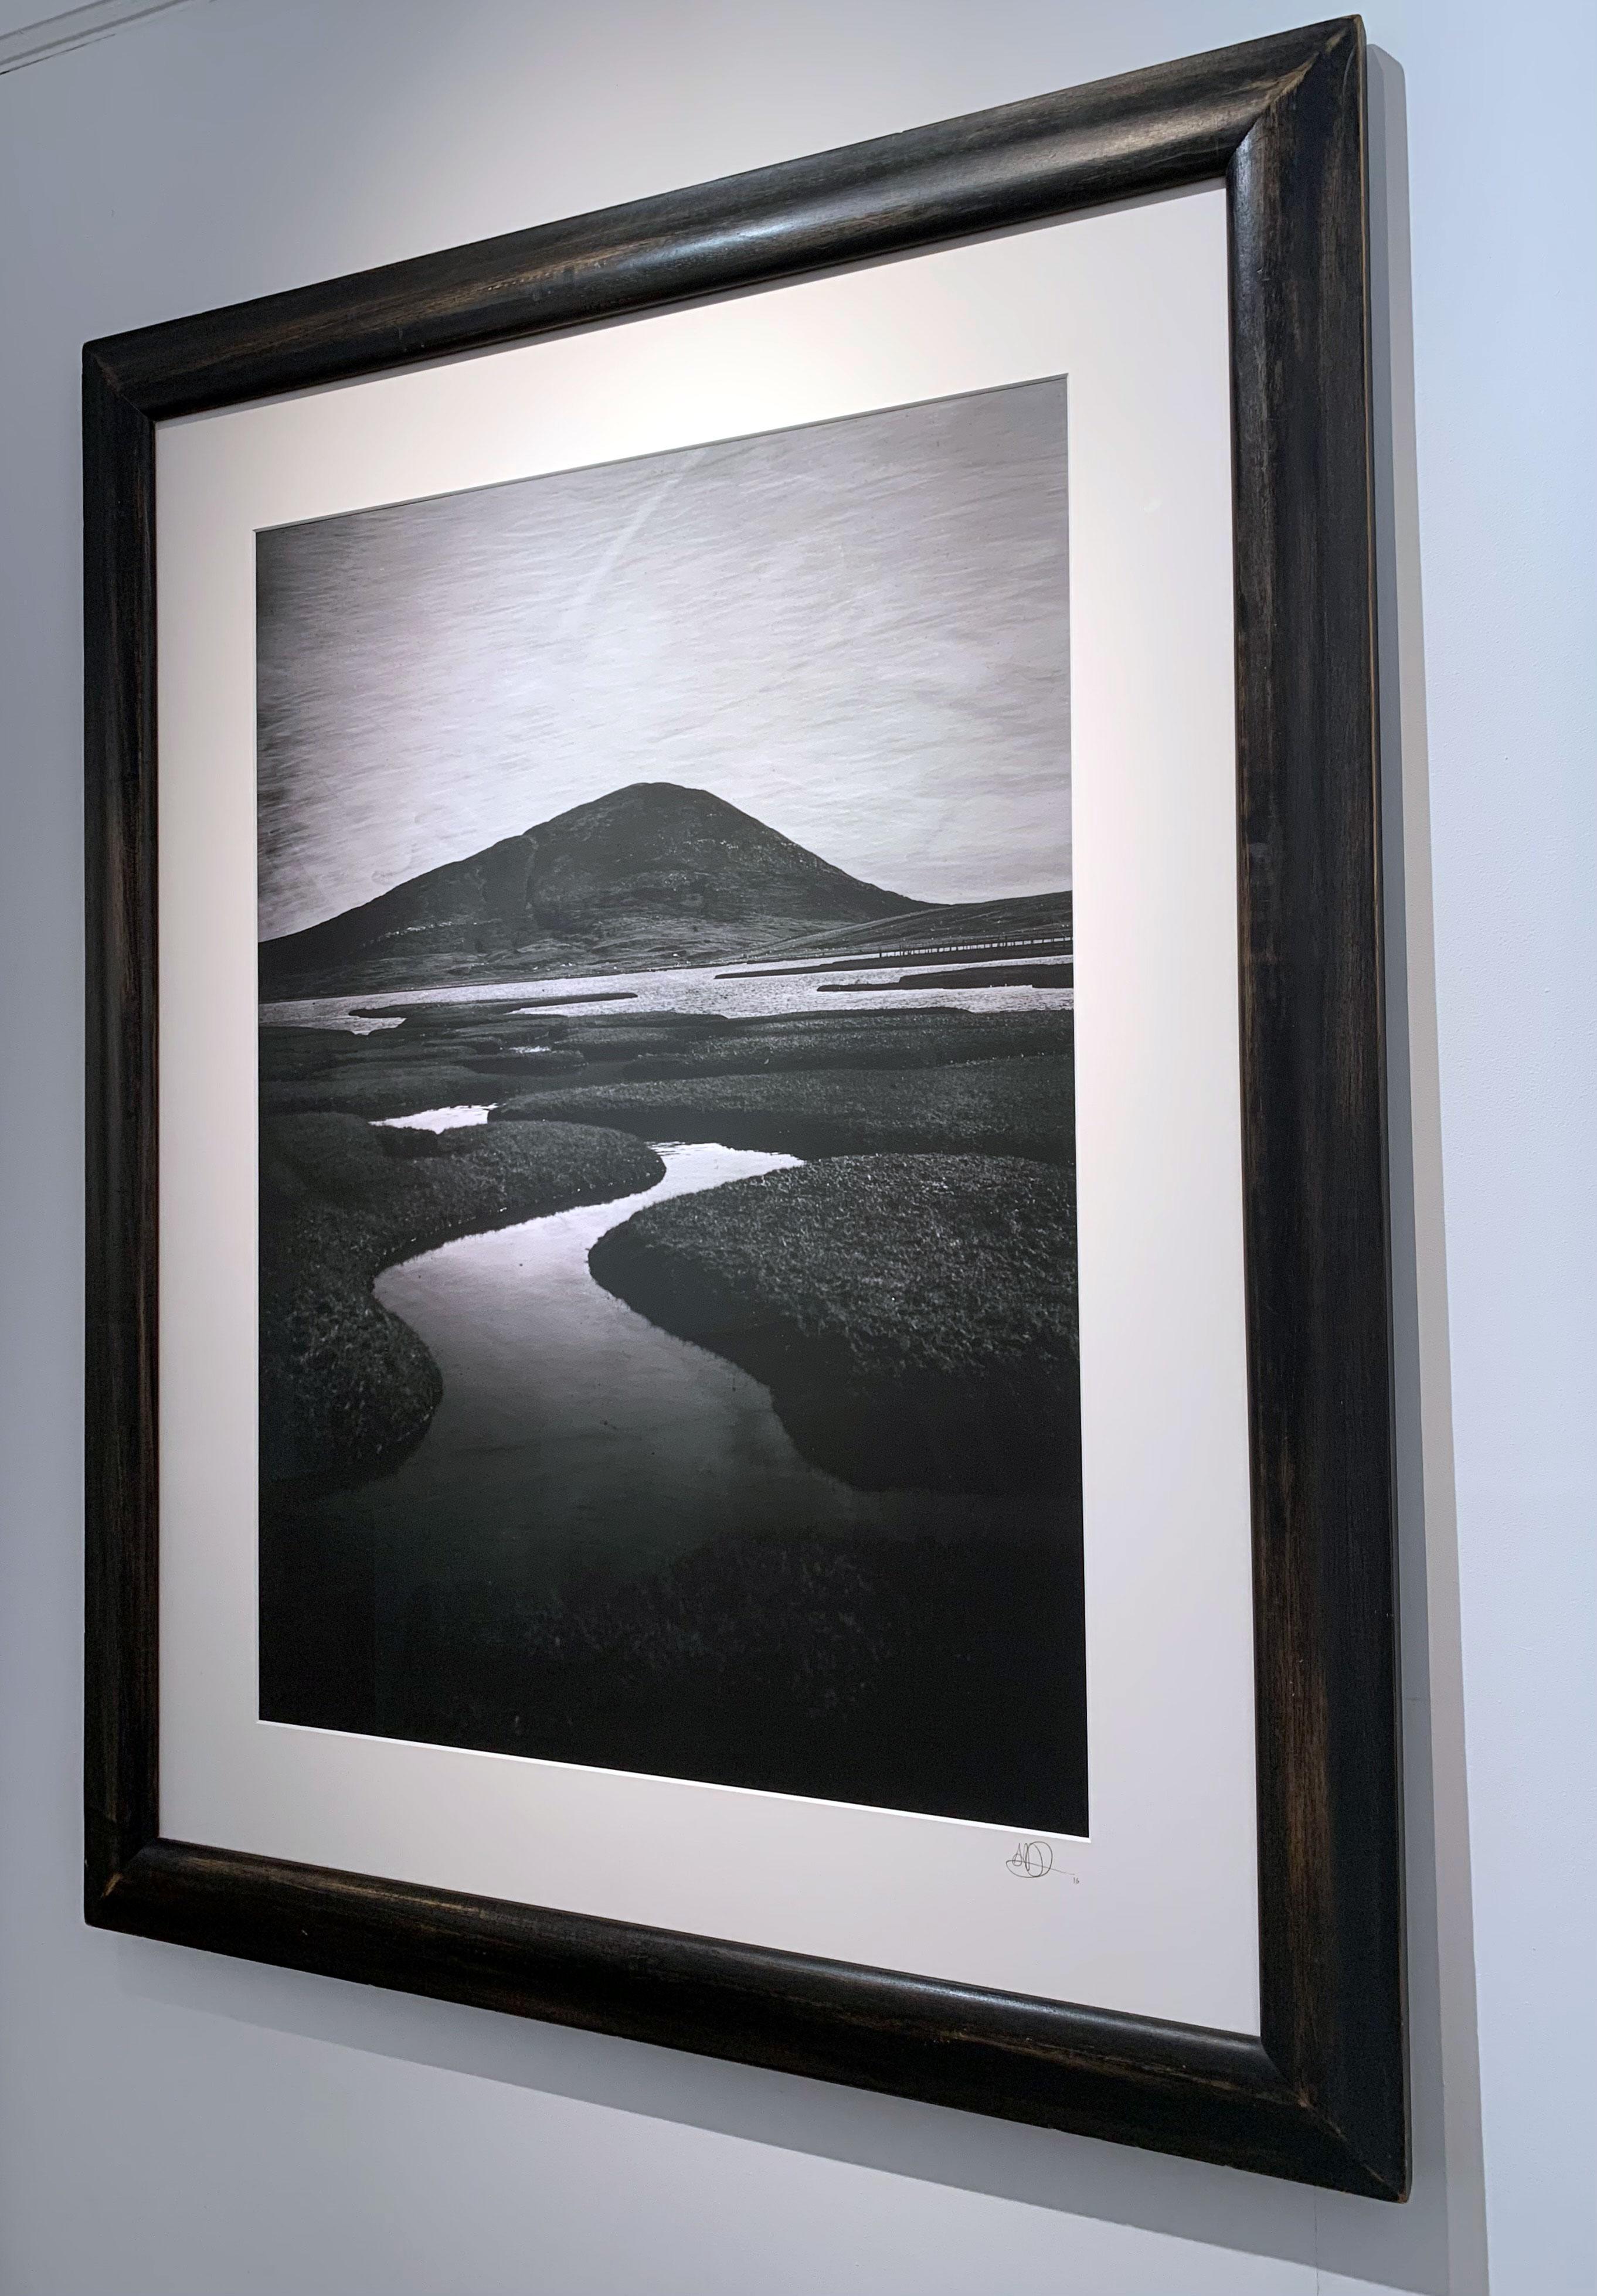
[257,382,1071,937]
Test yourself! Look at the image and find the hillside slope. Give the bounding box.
[259,781,924,998]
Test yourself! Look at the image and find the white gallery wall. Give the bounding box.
[0,2,1590,2291]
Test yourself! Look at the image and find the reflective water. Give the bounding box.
[375,1104,493,1131]
[357,1142,1037,1593]
[265,954,1072,1032]
[257,972,1084,1822]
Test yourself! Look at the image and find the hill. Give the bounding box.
[259,781,927,999]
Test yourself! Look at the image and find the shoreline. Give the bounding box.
[590,1154,1079,1498]
[256,988,1085,1825]
[259,998,1076,1487]
[260,1114,663,1483]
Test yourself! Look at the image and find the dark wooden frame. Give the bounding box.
[84,16,1404,2196]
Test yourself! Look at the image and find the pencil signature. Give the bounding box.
[1005,1839,1054,1879]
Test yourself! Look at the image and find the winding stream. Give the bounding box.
[259,965,1083,1820]
[364,1139,1031,1580]
[263,1141,1052,1753]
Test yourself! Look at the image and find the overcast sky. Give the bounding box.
[257,379,1071,939]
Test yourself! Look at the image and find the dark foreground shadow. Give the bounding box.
[261,1512,1086,1835]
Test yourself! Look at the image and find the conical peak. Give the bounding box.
[551,781,750,829]
[261,777,924,998]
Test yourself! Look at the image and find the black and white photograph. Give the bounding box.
[254,379,1085,1834]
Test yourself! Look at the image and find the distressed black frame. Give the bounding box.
[84,17,1404,2196]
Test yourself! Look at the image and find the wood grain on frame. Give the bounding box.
[83,16,1404,2195]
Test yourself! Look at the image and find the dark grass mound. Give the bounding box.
[494,1055,1073,1168]
[261,1114,662,1482]
[263,1062,508,1119]
[259,1025,381,1081]
[260,1004,1070,1120]
[590,1154,1078,1495]
[616,1009,1068,1077]
[261,1522,1085,1832]
[278,1006,576,1050]
[460,1047,589,1079]
[822,961,1073,992]
[261,1005,579,1118]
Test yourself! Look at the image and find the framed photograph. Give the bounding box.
[84,16,1405,2196]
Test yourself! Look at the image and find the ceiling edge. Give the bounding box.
[0,0,198,76]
